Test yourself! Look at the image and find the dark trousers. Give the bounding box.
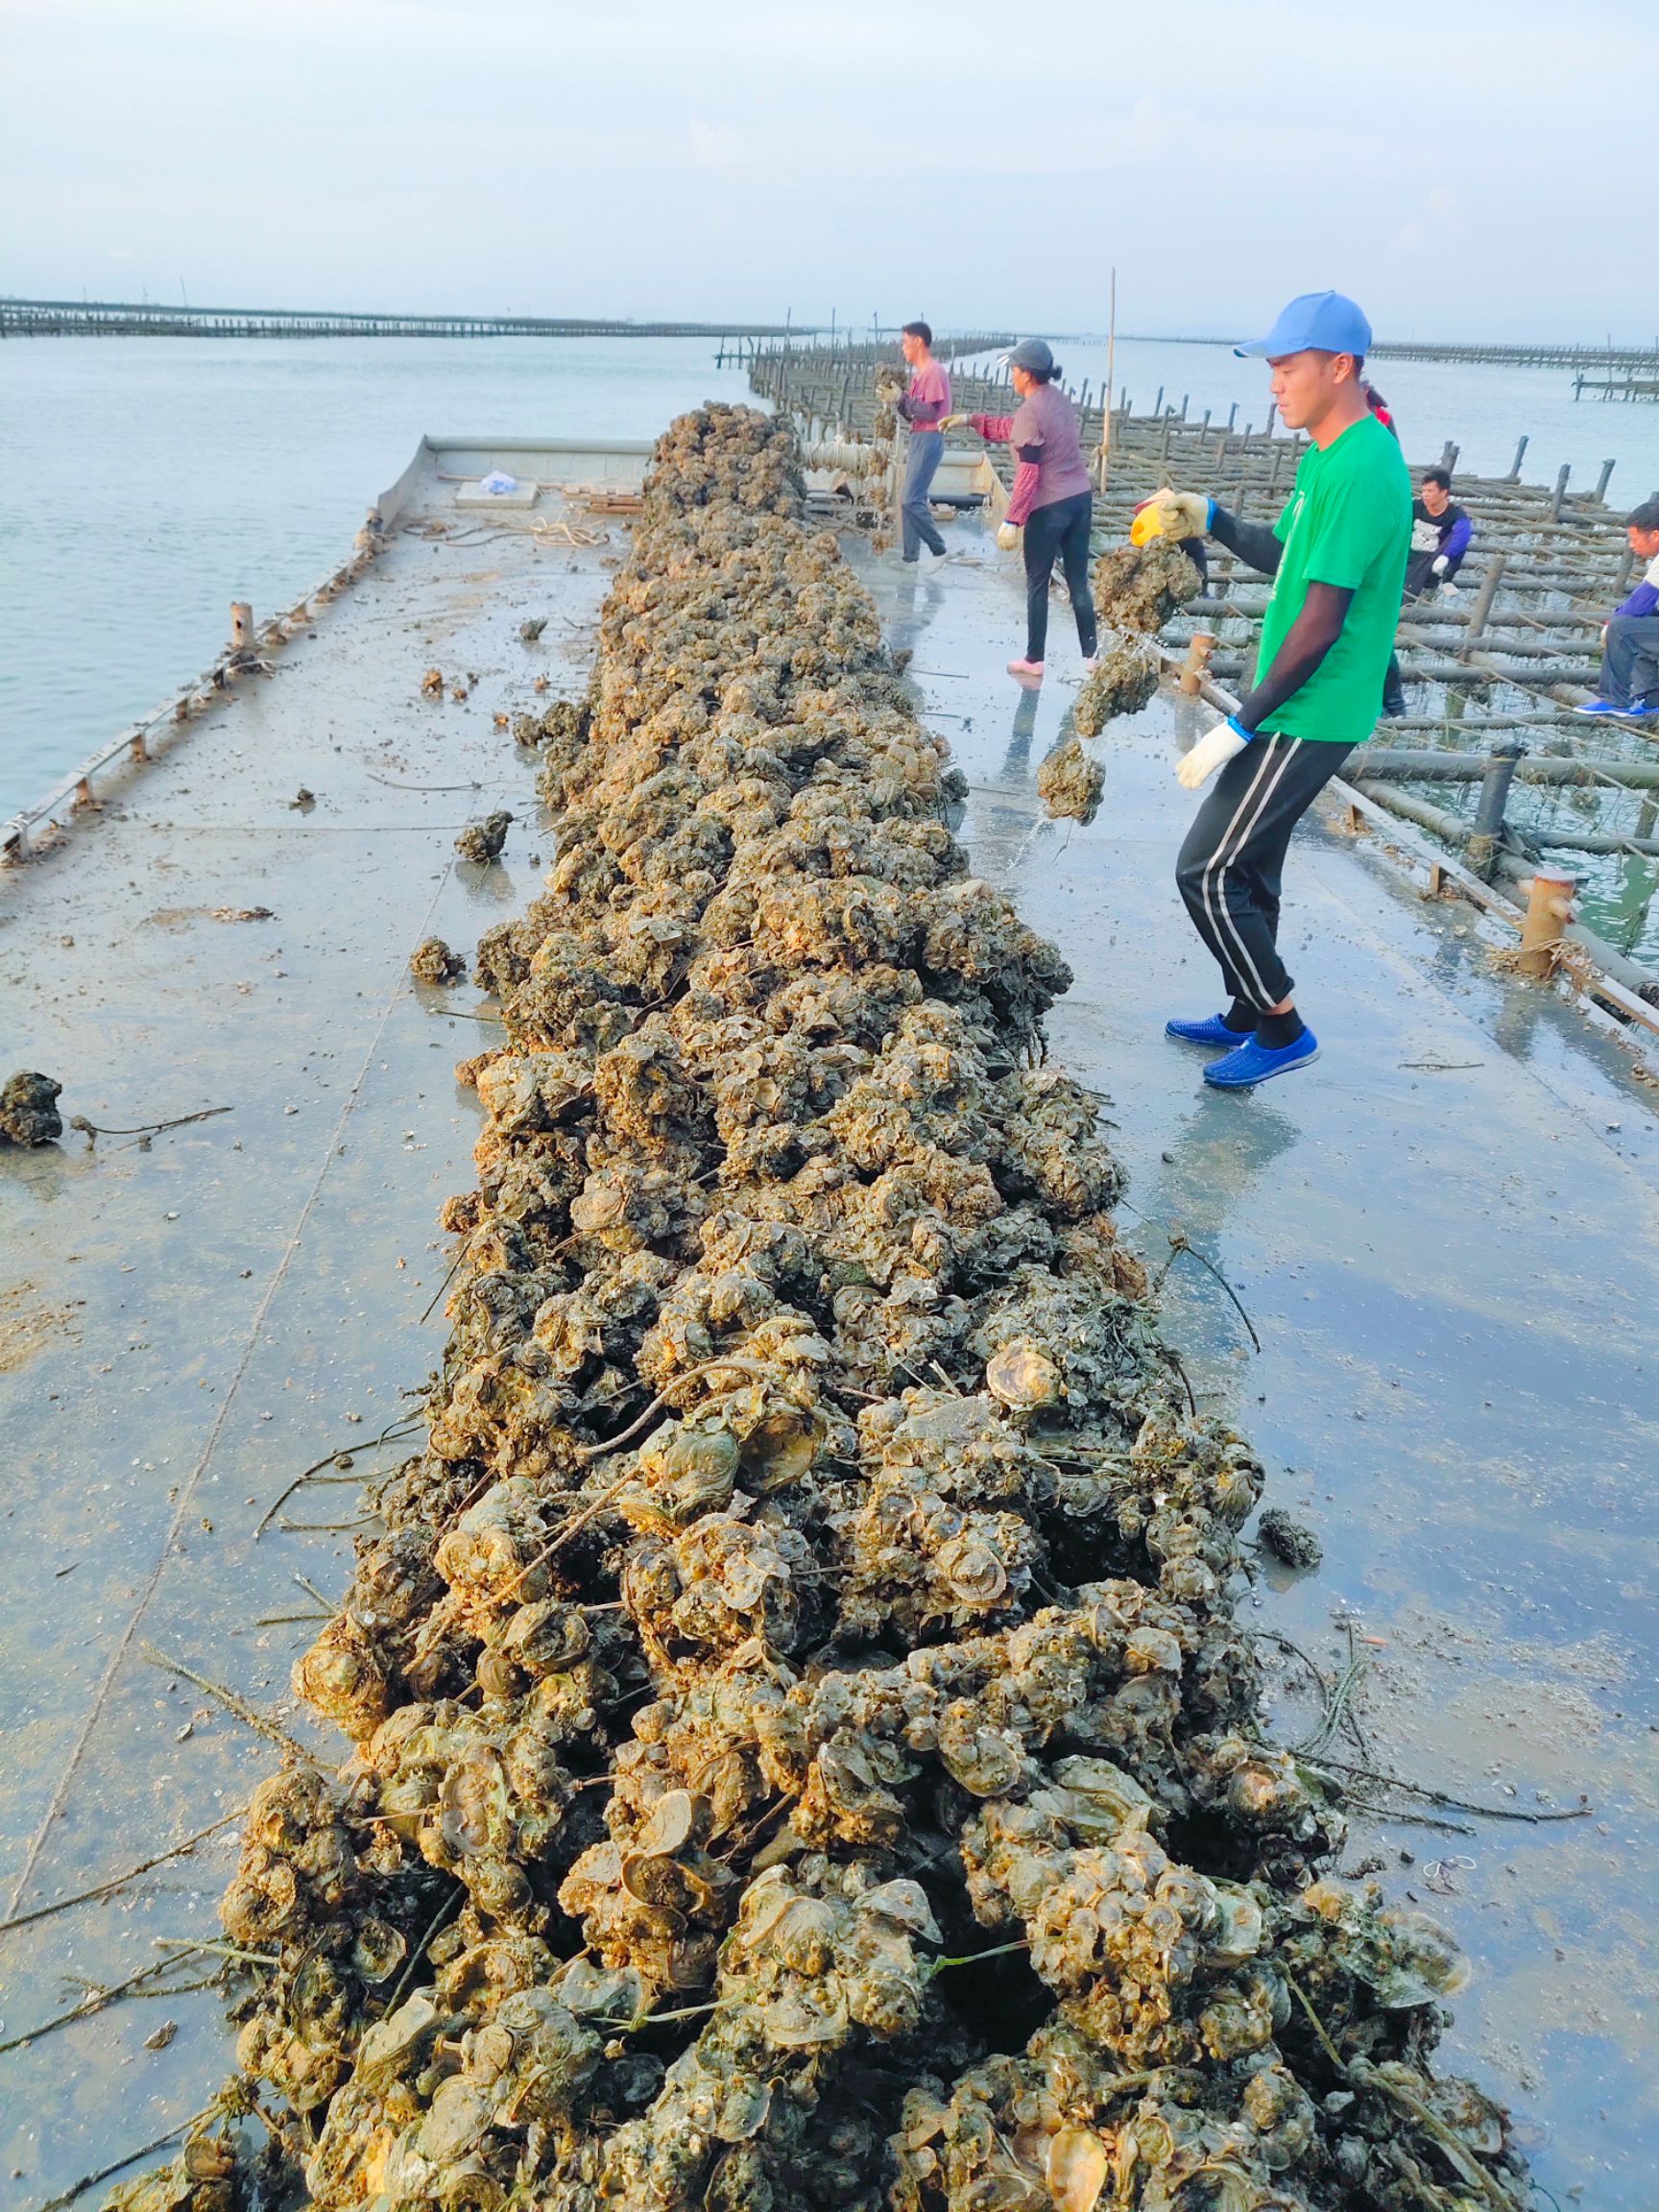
[901,431,946,559]
[1600,613,1659,709]
[1404,548,1464,598]
[1175,734,1353,1010]
[1382,653,1407,718]
[1023,491,1097,661]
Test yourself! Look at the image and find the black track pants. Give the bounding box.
[1175,734,1353,1011]
[1023,491,1098,662]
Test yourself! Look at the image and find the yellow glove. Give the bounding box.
[997,521,1022,551]
[1130,487,1213,547]
[937,413,969,433]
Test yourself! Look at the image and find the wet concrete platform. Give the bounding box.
[0,466,618,2198]
[867,518,1659,2209]
[1,480,1654,2208]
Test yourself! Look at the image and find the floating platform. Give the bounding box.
[1,437,1657,2208]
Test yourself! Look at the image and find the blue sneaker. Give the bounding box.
[1575,699,1633,718]
[1203,1028,1320,1088]
[1166,1012,1258,1047]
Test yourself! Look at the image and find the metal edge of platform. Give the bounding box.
[0,433,658,868]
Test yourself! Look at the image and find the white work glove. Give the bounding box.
[997,521,1022,551]
[1177,715,1251,790]
[1431,554,1450,576]
[1437,581,1458,601]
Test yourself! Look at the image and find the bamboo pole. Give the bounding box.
[1096,267,1118,496]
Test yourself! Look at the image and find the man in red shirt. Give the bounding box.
[896,321,952,569]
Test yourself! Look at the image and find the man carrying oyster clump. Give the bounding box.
[1135,291,1410,1091]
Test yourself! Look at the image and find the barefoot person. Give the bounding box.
[1137,292,1410,1089]
[952,340,1098,681]
[896,321,952,569]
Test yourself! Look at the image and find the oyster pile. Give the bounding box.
[133,407,1523,2212]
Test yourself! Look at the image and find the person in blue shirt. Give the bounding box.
[1405,469,1473,597]
[1382,467,1476,715]
[1575,500,1659,720]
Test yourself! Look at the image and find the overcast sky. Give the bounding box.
[4,0,1654,343]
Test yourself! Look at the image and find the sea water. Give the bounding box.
[0,335,757,822]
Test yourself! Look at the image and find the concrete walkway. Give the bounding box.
[866,521,1659,2208]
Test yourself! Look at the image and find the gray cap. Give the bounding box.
[1004,338,1055,374]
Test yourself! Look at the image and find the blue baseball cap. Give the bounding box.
[1234,291,1372,360]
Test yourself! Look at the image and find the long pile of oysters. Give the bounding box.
[119,408,1523,2212]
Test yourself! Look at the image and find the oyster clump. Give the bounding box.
[128,406,1526,2212]
[1,1069,63,1146]
[1036,737,1105,826]
[1258,1504,1323,1570]
[1074,635,1161,737]
[455,809,514,863]
[1093,538,1201,635]
[410,936,468,985]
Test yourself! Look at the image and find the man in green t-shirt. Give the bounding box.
[1144,292,1410,1089]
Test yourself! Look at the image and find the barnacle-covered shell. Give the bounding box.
[985,1340,1064,1411]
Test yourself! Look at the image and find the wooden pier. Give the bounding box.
[1574,370,1659,403]
[0,298,813,342]
[754,336,1659,973]
[1126,330,1659,374]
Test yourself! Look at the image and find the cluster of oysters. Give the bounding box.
[1072,545,1199,744]
[115,407,1520,2212]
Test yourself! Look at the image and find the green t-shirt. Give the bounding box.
[1254,414,1411,743]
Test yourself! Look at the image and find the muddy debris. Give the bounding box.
[411,938,469,986]
[456,811,515,864]
[1257,1507,1323,1572]
[1036,738,1105,827]
[123,407,1526,2212]
[421,668,445,698]
[1,1069,63,1146]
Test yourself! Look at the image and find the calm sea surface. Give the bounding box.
[4,332,1659,825]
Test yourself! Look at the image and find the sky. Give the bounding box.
[3,0,1655,345]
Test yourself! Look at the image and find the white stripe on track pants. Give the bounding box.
[1174,734,1355,1011]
